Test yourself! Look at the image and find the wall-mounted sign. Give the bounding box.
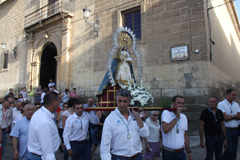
[171,45,189,61]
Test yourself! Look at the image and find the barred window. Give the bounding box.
[3,53,8,69]
[123,7,141,39]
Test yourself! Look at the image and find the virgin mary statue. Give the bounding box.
[96,31,135,99]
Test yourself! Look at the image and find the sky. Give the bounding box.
[234,0,240,20]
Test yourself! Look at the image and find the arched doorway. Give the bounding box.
[40,43,57,90]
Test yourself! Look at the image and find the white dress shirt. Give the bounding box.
[161,110,188,149]
[11,107,21,128]
[100,108,149,160]
[63,111,100,150]
[218,99,240,128]
[28,106,60,160]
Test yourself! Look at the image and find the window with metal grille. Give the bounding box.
[123,7,141,39]
[3,53,8,69]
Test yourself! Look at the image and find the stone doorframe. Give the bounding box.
[25,12,73,91]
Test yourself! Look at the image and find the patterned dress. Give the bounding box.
[35,89,42,103]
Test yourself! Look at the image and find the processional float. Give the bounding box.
[84,27,177,112]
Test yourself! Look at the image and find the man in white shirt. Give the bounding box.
[63,100,100,160]
[48,79,55,91]
[217,88,240,160]
[28,92,60,160]
[161,95,192,160]
[12,100,22,128]
[100,89,149,160]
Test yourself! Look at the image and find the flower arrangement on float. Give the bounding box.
[119,80,154,107]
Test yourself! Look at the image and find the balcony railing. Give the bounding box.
[24,1,64,28]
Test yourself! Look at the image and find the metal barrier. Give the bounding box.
[24,1,63,28]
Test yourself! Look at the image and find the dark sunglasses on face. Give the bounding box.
[63,106,68,107]
[152,114,159,117]
[7,101,13,104]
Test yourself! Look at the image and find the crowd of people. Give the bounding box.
[0,81,240,160]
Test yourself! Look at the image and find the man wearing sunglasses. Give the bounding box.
[199,96,227,160]
[0,94,13,155]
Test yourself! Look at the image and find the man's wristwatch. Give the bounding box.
[232,115,235,119]
[135,113,140,117]
[186,150,191,154]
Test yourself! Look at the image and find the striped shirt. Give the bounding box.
[0,104,12,129]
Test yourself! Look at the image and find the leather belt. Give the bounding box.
[163,146,184,153]
[226,127,238,130]
[71,139,87,143]
[30,152,42,157]
[112,153,140,159]
[207,134,221,137]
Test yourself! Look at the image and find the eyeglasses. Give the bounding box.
[7,101,13,104]
[63,106,68,107]
[36,107,40,109]
[152,114,159,117]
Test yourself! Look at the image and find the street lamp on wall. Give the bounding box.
[1,42,17,59]
[82,6,100,37]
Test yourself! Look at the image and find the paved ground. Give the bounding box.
[3,136,240,160]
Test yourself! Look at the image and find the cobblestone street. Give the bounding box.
[2,136,240,160]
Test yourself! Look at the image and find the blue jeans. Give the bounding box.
[28,153,41,160]
[162,148,187,160]
[2,129,6,153]
[222,128,238,160]
[111,153,142,160]
[19,156,28,160]
[70,140,92,160]
[205,134,224,160]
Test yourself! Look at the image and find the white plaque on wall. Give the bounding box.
[171,45,189,61]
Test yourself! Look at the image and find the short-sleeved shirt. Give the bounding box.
[20,91,28,99]
[62,110,72,118]
[61,92,69,103]
[145,117,160,142]
[200,107,224,136]
[69,92,77,99]
[48,82,55,91]
[217,99,240,128]
[10,116,30,158]
[161,110,188,149]
[13,114,24,124]
[27,89,35,96]
[0,104,12,129]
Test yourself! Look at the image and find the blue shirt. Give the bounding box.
[83,103,96,114]
[10,116,30,158]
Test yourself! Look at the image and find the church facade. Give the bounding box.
[0,0,240,134]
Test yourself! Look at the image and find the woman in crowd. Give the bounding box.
[35,85,42,103]
[144,111,161,160]
[18,94,24,102]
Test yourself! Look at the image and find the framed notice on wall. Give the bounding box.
[171,45,189,61]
